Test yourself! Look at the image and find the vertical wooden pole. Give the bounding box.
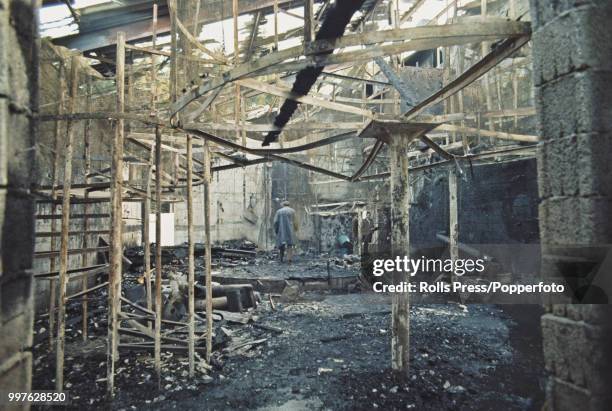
[273,0,279,50]
[169,0,177,106]
[186,3,197,375]
[107,32,125,397]
[81,77,92,341]
[509,0,517,20]
[304,0,314,48]
[56,54,79,392]
[449,168,458,264]
[192,0,201,35]
[151,3,158,113]
[144,149,153,320]
[233,0,241,144]
[481,0,494,131]
[203,141,213,362]
[389,135,410,374]
[512,72,519,129]
[240,93,246,209]
[510,0,518,128]
[232,0,239,59]
[154,125,162,386]
[361,82,367,125]
[126,61,133,132]
[187,134,195,377]
[49,60,65,348]
[144,3,158,318]
[356,209,363,256]
[160,0,173,379]
[457,44,467,152]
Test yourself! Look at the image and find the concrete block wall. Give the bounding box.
[0,0,37,405]
[530,1,612,409]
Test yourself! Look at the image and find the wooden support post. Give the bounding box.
[512,72,519,129]
[240,92,246,209]
[356,209,363,256]
[56,54,80,392]
[389,135,410,374]
[481,0,494,131]
[233,0,239,60]
[49,60,65,348]
[509,0,517,20]
[457,45,467,152]
[203,141,213,363]
[233,0,241,144]
[449,168,458,265]
[304,0,314,48]
[106,32,126,397]
[183,6,196,370]
[144,148,153,321]
[127,62,133,132]
[81,77,92,341]
[151,3,158,112]
[154,125,163,386]
[169,1,177,106]
[274,0,279,51]
[143,3,158,322]
[187,134,195,377]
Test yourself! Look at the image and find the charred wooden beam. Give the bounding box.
[262,0,366,145]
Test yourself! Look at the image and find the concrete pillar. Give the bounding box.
[0,0,38,403]
[530,1,612,409]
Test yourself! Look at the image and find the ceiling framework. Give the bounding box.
[40,0,537,191]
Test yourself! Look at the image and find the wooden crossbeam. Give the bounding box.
[236,78,373,118]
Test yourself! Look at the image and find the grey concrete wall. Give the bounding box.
[174,163,275,247]
[530,1,612,409]
[0,0,37,404]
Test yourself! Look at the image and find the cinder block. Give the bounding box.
[535,71,612,140]
[542,314,612,393]
[6,0,35,104]
[0,275,32,322]
[576,132,612,197]
[7,111,35,190]
[530,0,612,29]
[552,304,567,317]
[542,315,583,383]
[566,305,612,324]
[0,352,32,400]
[0,310,32,360]
[2,192,35,274]
[537,135,579,199]
[532,4,612,86]
[538,133,612,199]
[539,196,612,246]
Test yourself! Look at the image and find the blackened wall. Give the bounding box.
[409,158,540,272]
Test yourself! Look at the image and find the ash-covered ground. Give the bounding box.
[31,257,545,410]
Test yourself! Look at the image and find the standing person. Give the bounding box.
[274,200,298,264]
[361,211,377,255]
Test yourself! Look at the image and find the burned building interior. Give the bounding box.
[1,0,612,409]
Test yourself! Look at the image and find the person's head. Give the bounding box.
[366,211,372,219]
[281,200,290,207]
